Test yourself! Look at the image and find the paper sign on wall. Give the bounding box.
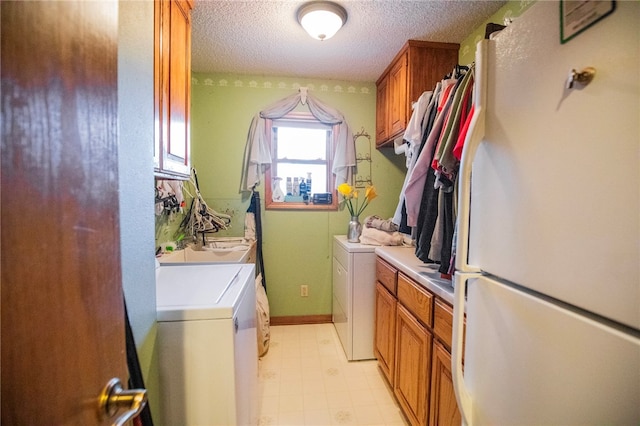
[560,0,616,44]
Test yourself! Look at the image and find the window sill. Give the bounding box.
[266,202,337,211]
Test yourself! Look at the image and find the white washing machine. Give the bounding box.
[155,262,257,426]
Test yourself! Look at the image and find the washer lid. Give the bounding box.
[156,263,251,321]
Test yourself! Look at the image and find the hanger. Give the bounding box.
[445,64,470,79]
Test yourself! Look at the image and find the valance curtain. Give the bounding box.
[240,88,355,192]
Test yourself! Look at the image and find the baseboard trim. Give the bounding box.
[270,314,332,325]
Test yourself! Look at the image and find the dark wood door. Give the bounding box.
[1,2,129,424]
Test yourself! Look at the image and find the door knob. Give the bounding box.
[99,378,147,426]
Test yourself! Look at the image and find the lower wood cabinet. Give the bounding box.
[374,282,397,384]
[429,341,461,426]
[394,304,432,426]
[374,256,463,426]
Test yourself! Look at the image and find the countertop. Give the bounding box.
[334,235,377,253]
[374,245,455,305]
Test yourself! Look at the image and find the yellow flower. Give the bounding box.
[337,183,354,198]
[365,186,377,202]
[338,183,377,217]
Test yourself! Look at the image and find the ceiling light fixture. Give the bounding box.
[297,1,347,41]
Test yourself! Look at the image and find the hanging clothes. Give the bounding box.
[125,302,154,426]
[390,64,475,275]
[432,66,475,180]
[245,192,271,356]
[415,67,473,271]
[404,90,434,146]
[392,88,437,227]
[403,77,458,228]
[398,85,443,236]
[414,137,442,263]
[436,186,456,275]
[246,190,266,290]
[452,104,475,161]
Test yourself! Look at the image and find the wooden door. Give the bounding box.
[375,75,389,146]
[374,282,397,384]
[167,0,191,172]
[429,342,462,426]
[388,53,408,138]
[155,0,192,178]
[1,2,131,424]
[394,304,432,426]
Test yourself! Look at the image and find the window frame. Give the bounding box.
[265,112,338,211]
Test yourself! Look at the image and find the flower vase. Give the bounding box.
[347,215,362,243]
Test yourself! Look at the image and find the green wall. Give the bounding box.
[162,0,539,320]
[190,74,405,317]
[459,0,536,65]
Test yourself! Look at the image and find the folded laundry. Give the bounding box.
[359,226,404,246]
[364,215,399,232]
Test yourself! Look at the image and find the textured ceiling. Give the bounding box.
[191,0,507,82]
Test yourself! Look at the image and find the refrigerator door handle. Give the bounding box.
[455,39,488,274]
[452,271,480,426]
[453,39,489,426]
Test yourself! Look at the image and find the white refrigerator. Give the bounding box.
[452,1,640,425]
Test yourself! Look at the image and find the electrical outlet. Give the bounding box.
[300,285,309,297]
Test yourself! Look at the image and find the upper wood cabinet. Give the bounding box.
[375,77,390,143]
[154,0,193,179]
[375,40,459,148]
[387,54,408,139]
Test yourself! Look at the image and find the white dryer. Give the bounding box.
[155,263,257,426]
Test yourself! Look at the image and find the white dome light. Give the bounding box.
[297,1,348,41]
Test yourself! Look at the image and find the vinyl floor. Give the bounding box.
[258,323,409,426]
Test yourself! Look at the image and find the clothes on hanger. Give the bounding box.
[392,64,475,277]
[125,302,154,426]
[392,87,438,226]
[247,190,266,290]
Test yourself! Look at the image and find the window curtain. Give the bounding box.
[239,88,355,192]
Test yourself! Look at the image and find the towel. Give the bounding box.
[359,227,404,246]
[364,215,398,232]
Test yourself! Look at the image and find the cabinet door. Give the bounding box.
[388,53,408,139]
[153,0,165,171]
[429,341,461,426]
[154,0,192,179]
[375,76,389,146]
[394,304,432,426]
[374,282,397,384]
[165,0,191,176]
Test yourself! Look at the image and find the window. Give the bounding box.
[265,112,338,210]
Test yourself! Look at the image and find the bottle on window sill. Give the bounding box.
[272,177,285,202]
[286,177,293,196]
